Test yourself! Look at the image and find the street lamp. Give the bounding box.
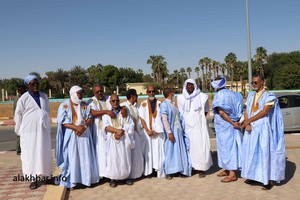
[246,0,252,91]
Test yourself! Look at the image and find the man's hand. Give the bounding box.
[245,124,252,132]
[146,130,153,137]
[151,131,158,138]
[106,110,116,118]
[121,107,128,118]
[168,133,175,142]
[114,129,125,140]
[75,125,86,136]
[232,122,241,129]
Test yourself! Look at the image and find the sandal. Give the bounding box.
[199,171,206,178]
[29,181,38,190]
[217,170,229,177]
[221,176,238,183]
[109,180,117,188]
[261,182,273,190]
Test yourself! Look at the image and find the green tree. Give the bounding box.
[67,66,88,92]
[254,47,267,77]
[186,67,192,78]
[194,67,200,86]
[180,67,186,87]
[87,64,103,85]
[225,52,237,90]
[198,58,206,92]
[273,63,300,89]
[147,55,168,85]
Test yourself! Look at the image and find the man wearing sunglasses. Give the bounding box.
[102,94,135,187]
[241,74,286,190]
[14,75,52,189]
[88,85,114,179]
[139,85,165,178]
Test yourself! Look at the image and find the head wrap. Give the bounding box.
[69,85,83,104]
[211,77,226,91]
[24,75,38,85]
[182,78,202,112]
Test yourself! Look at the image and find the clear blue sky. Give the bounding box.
[1,0,299,79]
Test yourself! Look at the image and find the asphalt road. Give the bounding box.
[0,125,58,152]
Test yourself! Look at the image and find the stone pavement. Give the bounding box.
[0,134,299,200]
[0,150,65,200]
[66,134,300,200]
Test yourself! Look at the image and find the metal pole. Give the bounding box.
[246,0,252,91]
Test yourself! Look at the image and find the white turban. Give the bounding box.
[211,77,226,91]
[182,78,202,112]
[69,85,83,104]
[24,75,38,85]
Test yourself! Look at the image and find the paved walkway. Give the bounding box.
[66,134,300,200]
[0,134,299,200]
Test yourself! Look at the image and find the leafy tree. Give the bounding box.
[186,67,192,78]
[147,55,168,85]
[273,63,300,89]
[67,66,88,92]
[87,63,103,85]
[225,52,237,89]
[254,47,267,77]
[98,65,120,93]
[194,67,200,86]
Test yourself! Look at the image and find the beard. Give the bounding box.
[149,96,155,101]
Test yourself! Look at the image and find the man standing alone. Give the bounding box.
[177,79,213,177]
[14,75,52,189]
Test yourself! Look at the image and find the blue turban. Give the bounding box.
[24,75,39,85]
[211,77,226,91]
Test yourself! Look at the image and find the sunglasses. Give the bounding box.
[111,99,120,103]
[147,90,155,93]
[251,81,258,85]
[29,82,39,86]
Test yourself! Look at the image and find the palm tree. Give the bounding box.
[236,62,248,94]
[225,52,237,90]
[180,67,186,87]
[173,70,180,88]
[199,58,207,92]
[212,60,219,79]
[186,67,192,78]
[219,63,227,76]
[194,66,200,86]
[147,55,167,85]
[254,47,267,77]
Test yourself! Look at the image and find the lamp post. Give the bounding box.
[246,0,252,91]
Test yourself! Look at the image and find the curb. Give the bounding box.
[0,118,58,126]
[43,168,66,200]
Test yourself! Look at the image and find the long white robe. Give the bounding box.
[14,92,52,177]
[138,99,165,177]
[88,96,110,177]
[121,101,146,179]
[177,93,213,171]
[102,111,135,180]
